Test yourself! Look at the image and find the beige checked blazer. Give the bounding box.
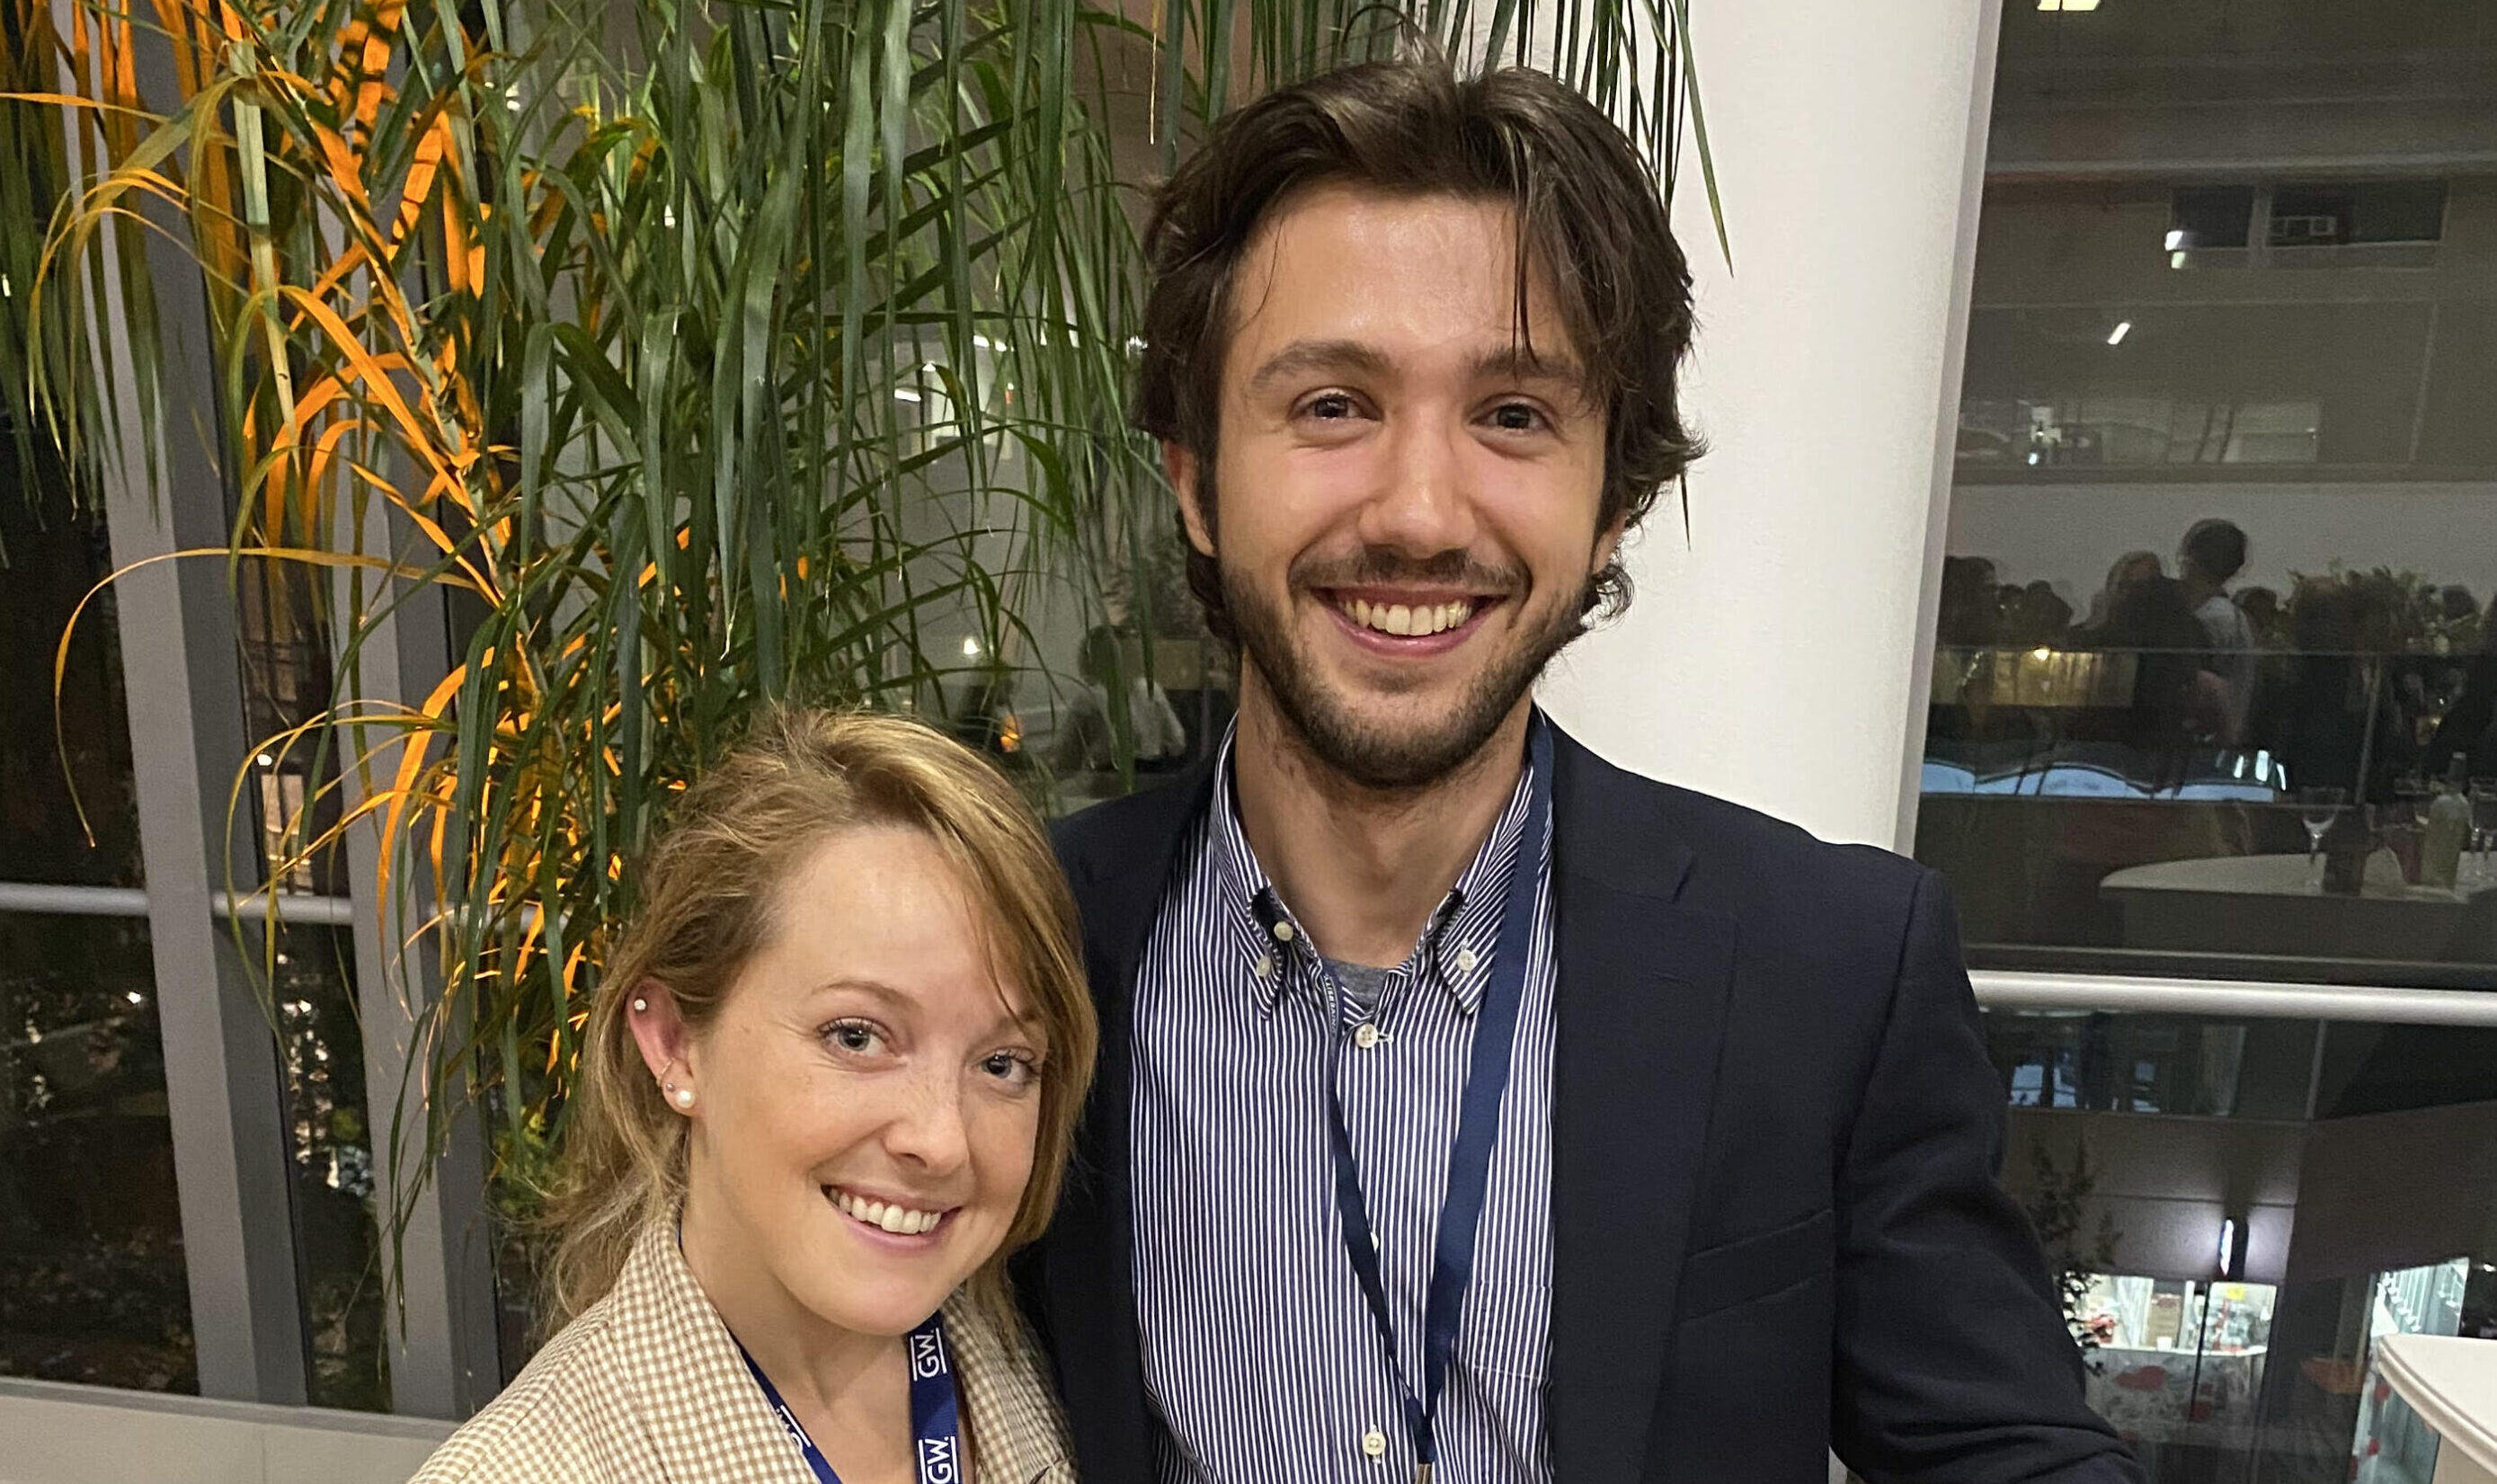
[413,1221,1077,1484]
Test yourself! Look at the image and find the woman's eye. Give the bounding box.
[826,1021,881,1054]
[982,1051,1038,1087]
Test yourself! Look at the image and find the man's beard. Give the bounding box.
[1221,549,1585,793]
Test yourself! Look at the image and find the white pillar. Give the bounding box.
[1539,0,2002,850]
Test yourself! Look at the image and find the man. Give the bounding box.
[2178,518,2258,747]
[1025,58,2140,1484]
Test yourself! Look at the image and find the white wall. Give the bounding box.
[0,1378,450,1484]
[1538,0,2000,849]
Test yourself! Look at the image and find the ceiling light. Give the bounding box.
[2039,0,2101,10]
[893,387,923,403]
[2170,250,2189,270]
[2106,321,2132,346]
[2164,229,2185,251]
[961,636,982,658]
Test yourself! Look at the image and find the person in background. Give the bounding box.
[1025,57,2138,1484]
[2179,518,2258,746]
[2079,550,2164,635]
[1937,555,2004,646]
[416,709,1093,1484]
[2429,604,2497,779]
[2233,584,2281,644]
[1051,624,1191,775]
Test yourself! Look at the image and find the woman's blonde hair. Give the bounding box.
[541,706,1097,1326]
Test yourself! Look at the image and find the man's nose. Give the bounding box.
[1358,412,1479,559]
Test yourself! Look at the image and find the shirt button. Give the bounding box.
[1252,953,1273,979]
[1272,920,1296,944]
[1353,1022,1382,1051]
[1362,1428,1387,1460]
[1454,946,1479,974]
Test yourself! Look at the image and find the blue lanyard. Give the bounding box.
[1314,716,1552,1484]
[735,1311,964,1484]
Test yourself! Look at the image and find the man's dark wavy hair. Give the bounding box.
[1132,57,1700,643]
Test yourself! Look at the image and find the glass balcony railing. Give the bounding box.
[1982,1006,2497,1484]
[1921,637,2497,991]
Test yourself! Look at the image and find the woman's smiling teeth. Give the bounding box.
[829,1186,946,1236]
[1341,596,1474,637]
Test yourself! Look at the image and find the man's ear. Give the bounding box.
[1591,510,1631,579]
[625,979,697,1090]
[1165,440,1215,559]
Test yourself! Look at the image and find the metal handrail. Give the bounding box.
[1974,970,2497,1026]
[0,880,357,927]
[8,881,2492,1022]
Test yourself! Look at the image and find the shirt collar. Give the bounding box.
[1204,715,1547,1018]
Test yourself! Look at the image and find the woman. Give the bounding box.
[417,708,1096,1483]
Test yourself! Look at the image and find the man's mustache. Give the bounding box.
[1286,549,1526,596]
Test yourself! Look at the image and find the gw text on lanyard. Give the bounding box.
[1315,716,1551,1484]
[736,1311,964,1484]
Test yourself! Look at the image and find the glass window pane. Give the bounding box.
[1990,1009,2497,1484]
[1920,0,2497,991]
[0,428,142,888]
[0,912,191,1390]
[266,921,386,1411]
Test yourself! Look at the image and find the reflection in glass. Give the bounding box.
[0,914,191,1390]
[1917,0,2497,991]
[1994,1009,2497,1484]
[0,424,142,888]
[262,916,387,1409]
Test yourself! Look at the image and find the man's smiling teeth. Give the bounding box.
[830,1187,945,1236]
[1342,597,1474,637]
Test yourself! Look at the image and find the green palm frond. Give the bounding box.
[7,0,1714,1278]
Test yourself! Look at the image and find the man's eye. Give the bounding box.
[1489,402,1544,431]
[1305,394,1357,421]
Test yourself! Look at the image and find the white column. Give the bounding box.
[1539,0,2002,850]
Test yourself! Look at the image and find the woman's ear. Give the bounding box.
[625,979,695,1096]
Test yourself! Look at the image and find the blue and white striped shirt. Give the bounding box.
[1130,731,1558,1484]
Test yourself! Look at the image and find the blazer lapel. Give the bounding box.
[607,1222,819,1482]
[1038,764,1218,1484]
[1548,732,1736,1484]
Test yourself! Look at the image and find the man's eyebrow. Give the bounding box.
[1242,338,1590,397]
[1244,339,1394,395]
[1471,342,1588,389]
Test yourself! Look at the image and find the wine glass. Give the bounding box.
[2297,786,2349,884]
[2471,778,2497,880]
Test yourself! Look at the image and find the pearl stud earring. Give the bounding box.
[632,996,648,1013]
[671,1085,696,1110]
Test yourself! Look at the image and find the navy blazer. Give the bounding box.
[1022,725,2141,1484]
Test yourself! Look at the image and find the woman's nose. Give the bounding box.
[882,1071,973,1175]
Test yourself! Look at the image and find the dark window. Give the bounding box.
[2270,182,2448,247]
[2172,187,2255,251]
[0,914,192,1391]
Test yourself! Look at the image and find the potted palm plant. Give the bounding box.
[7,0,1712,1346]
